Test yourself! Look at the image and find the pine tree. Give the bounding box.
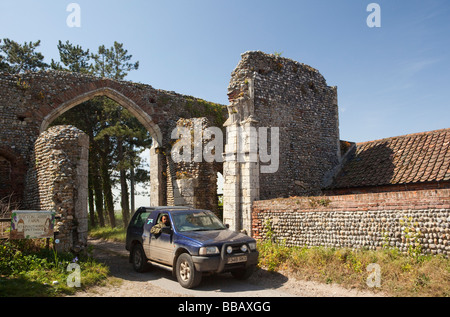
[91,41,139,80]
[91,42,142,226]
[51,40,146,228]
[0,38,48,73]
[51,40,91,73]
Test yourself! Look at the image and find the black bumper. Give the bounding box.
[192,251,259,273]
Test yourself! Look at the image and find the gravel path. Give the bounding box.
[70,238,384,297]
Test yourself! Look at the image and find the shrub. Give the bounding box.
[0,240,109,296]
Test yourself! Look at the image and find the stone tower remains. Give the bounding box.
[223,51,341,233]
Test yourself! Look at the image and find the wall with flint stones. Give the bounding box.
[224,51,341,233]
[252,189,450,256]
[0,70,227,210]
[32,125,89,252]
[167,117,222,215]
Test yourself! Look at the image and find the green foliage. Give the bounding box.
[15,77,30,90]
[308,196,331,208]
[90,41,139,80]
[263,218,275,242]
[256,241,450,297]
[258,239,292,272]
[89,226,127,243]
[0,240,109,297]
[51,40,91,73]
[48,40,146,228]
[0,38,48,73]
[184,97,227,127]
[400,216,423,258]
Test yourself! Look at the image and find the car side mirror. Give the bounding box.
[225,224,230,229]
[162,227,172,234]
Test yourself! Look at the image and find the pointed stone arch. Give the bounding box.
[38,85,165,207]
[39,86,163,147]
[0,69,227,232]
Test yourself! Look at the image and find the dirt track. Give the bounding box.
[70,238,384,297]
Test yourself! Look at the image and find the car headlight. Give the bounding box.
[248,242,257,251]
[199,246,220,255]
[240,244,248,253]
[226,246,233,254]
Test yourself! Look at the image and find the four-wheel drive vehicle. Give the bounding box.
[126,206,259,289]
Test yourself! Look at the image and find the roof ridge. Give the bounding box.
[330,127,450,189]
[356,127,450,146]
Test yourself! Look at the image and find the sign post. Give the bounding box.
[10,211,55,239]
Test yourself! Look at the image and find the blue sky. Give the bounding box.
[1,0,449,143]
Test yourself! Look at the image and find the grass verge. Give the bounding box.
[89,226,127,243]
[0,239,109,297]
[257,240,450,297]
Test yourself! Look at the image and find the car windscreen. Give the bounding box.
[171,210,226,232]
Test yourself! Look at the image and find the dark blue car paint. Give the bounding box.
[126,207,259,274]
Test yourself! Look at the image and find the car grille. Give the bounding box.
[223,243,248,255]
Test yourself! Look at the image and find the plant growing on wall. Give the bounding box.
[400,216,423,259]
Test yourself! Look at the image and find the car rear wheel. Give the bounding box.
[131,243,150,272]
[176,253,202,289]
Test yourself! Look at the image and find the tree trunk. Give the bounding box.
[100,136,116,228]
[90,138,105,227]
[88,170,96,227]
[130,166,135,214]
[118,138,130,227]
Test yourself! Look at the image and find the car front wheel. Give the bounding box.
[176,253,202,289]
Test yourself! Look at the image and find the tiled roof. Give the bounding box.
[330,128,450,189]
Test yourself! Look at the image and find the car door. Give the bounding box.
[149,212,174,265]
[127,208,152,247]
[143,211,158,259]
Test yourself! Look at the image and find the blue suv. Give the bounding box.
[126,206,259,288]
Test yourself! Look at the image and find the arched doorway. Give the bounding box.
[39,87,164,225]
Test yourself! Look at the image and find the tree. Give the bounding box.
[51,40,91,73]
[94,104,151,227]
[91,41,139,80]
[51,40,144,228]
[91,42,141,227]
[50,41,106,226]
[0,40,9,72]
[0,38,48,73]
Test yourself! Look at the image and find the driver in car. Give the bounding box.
[150,214,171,236]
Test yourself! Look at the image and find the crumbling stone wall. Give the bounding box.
[252,189,450,256]
[224,51,341,232]
[0,70,226,210]
[168,118,221,214]
[33,125,89,252]
[0,156,12,200]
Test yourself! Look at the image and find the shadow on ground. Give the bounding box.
[89,238,289,295]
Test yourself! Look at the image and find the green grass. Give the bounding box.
[0,211,128,297]
[0,240,109,297]
[257,239,450,297]
[89,226,127,243]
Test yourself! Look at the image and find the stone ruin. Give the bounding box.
[223,51,341,232]
[0,51,348,251]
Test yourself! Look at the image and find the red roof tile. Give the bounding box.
[330,128,450,189]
